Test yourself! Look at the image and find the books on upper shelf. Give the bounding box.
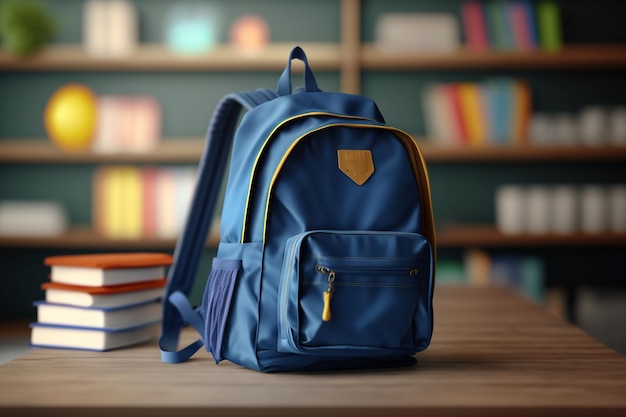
[460,0,561,52]
[30,322,160,351]
[32,252,171,351]
[44,252,172,286]
[93,165,197,240]
[42,279,166,308]
[422,78,531,146]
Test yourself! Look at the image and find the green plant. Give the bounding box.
[0,0,54,56]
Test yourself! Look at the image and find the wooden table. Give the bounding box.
[1,286,625,417]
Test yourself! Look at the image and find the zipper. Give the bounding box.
[315,264,419,323]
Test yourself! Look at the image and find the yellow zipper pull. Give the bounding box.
[322,290,332,322]
[316,266,335,322]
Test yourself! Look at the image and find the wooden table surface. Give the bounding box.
[1,286,625,417]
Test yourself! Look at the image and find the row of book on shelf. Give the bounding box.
[422,78,530,146]
[93,165,197,239]
[461,0,562,51]
[374,1,561,53]
[30,252,172,351]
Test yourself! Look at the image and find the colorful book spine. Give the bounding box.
[461,1,489,51]
[93,165,197,239]
[536,1,562,51]
[458,82,486,146]
[461,1,554,52]
[421,78,532,146]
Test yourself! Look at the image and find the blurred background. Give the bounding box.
[1,0,625,361]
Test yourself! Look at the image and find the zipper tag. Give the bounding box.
[316,265,335,322]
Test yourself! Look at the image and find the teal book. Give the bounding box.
[485,78,513,144]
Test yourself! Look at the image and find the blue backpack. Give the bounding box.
[159,46,436,372]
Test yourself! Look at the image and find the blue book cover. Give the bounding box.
[485,78,513,144]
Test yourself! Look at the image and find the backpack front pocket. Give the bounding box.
[277,230,433,357]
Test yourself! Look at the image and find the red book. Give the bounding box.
[510,2,534,51]
[461,1,489,51]
[445,84,469,144]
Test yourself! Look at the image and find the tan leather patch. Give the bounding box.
[337,150,374,186]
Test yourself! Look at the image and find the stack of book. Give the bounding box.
[30,252,172,351]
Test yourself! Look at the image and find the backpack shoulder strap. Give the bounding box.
[159,88,277,363]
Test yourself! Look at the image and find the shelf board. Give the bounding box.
[4,139,626,164]
[417,142,626,163]
[0,42,340,72]
[437,225,626,248]
[361,44,626,70]
[0,138,205,164]
[2,224,624,249]
[0,223,220,249]
[4,43,626,72]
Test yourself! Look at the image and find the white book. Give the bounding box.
[376,13,461,52]
[50,265,166,287]
[83,0,109,57]
[30,321,160,351]
[108,0,138,57]
[35,301,162,330]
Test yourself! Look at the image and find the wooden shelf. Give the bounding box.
[361,44,626,70]
[0,223,220,249]
[0,42,341,72]
[417,142,626,163]
[2,223,624,250]
[4,43,626,73]
[4,139,626,164]
[0,138,205,164]
[437,225,626,248]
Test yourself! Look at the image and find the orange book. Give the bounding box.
[41,278,166,308]
[510,80,532,144]
[44,252,172,287]
[458,82,486,146]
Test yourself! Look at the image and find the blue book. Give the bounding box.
[485,78,513,144]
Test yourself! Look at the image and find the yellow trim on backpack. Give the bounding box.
[239,112,377,243]
[249,124,436,256]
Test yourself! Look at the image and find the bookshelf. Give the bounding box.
[1,0,626,319]
[2,137,625,249]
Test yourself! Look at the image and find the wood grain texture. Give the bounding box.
[1,286,625,417]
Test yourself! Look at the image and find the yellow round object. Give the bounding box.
[44,84,98,152]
